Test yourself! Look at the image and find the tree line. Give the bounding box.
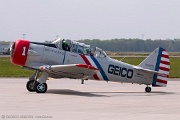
[78,39,180,52]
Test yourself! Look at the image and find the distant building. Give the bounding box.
[0,41,11,55]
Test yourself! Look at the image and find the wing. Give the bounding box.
[39,64,99,79]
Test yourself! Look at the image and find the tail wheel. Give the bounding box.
[35,82,47,93]
[26,80,37,92]
[145,87,151,93]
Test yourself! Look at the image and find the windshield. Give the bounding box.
[51,38,106,57]
[94,47,107,58]
[52,38,61,49]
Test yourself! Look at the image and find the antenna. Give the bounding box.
[22,34,26,39]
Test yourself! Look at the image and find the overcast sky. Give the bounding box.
[0,0,180,41]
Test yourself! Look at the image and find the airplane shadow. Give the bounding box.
[89,91,175,97]
[46,89,174,97]
[46,89,107,97]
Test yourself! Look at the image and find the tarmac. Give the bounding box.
[0,78,180,120]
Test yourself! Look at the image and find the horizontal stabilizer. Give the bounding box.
[133,66,168,75]
[133,66,159,74]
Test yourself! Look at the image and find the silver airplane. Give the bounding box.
[10,38,170,93]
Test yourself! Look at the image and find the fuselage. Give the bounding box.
[23,42,153,85]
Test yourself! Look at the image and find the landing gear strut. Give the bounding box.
[81,80,84,84]
[145,86,151,93]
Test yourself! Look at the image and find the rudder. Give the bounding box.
[152,48,170,87]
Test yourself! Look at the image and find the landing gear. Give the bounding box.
[26,71,48,93]
[29,70,39,81]
[81,80,84,84]
[145,86,151,93]
[26,80,37,92]
[26,70,39,92]
[34,82,47,93]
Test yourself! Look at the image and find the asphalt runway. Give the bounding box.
[0,78,180,120]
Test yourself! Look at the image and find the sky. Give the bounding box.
[0,0,180,41]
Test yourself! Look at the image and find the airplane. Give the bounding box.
[10,38,170,93]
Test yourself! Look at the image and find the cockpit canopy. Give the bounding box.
[52,38,107,58]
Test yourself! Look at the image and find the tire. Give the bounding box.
[26,80,37,92]
[35,82,47,93]
[145,87,151,93]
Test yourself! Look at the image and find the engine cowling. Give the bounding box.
[11,39,30,66]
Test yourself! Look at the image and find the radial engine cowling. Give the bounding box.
[10,39,30,66]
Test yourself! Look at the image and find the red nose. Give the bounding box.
[11,39,30,66]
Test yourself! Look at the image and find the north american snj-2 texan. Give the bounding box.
[10,38,170,93]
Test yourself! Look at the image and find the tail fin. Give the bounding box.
[138,47,170,87]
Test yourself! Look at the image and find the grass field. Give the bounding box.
[0,57,33,77]
[0,57,180,78]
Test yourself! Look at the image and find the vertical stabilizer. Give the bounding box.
[138,47,170,87]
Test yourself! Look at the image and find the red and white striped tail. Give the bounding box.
[153,48,170,87]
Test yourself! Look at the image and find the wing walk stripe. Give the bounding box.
[90,56,109,81]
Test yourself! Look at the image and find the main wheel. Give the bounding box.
[35,82,47,93]
[26,80,37,92]
[145,87,151,93]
